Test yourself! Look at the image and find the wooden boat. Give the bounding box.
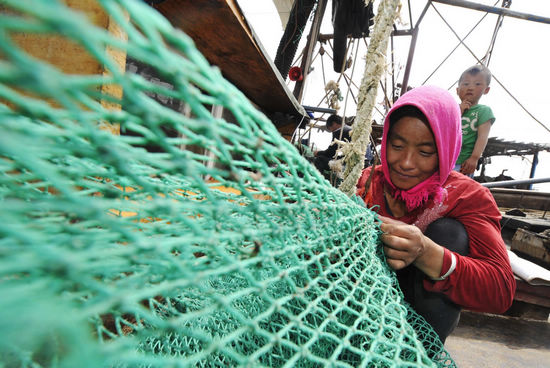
[188,1,550,365]
[153,0,550,350]
[14,0,549,365]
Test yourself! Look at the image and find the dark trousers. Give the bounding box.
[396,218,469,343]
[313,155,332,180]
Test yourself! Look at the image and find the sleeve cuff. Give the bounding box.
[430,249,456,281]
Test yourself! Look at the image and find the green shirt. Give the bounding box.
[456,104,495,165]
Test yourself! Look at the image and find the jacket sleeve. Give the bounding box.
[423,183,516,313]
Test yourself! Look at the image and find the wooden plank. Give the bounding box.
[490,188,550,211]
[514,279,550,308]
[6,0,109,76]
[511,228,550,267]
[3,0,125,134]
[155,0,306,121]
[502,214,550,233]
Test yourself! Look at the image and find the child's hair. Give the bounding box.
[459,65,492,86]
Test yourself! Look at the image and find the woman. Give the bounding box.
[356,85,515,342]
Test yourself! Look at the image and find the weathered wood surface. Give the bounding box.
[3,0,125,134]
[6,0,110,75]
[491,188,550,211]
[154,0,306,120]
[514,279,550,308]
[511,228,550,266]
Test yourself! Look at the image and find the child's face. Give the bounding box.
[456,73,490,105]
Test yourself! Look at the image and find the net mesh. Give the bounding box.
[0,1,455,367]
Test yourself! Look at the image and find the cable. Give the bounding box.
[482,0,511,66]
[431,3,550,135]
[421,1,497,85]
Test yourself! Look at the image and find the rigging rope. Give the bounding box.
[339,0,401,196]
[432,3,550,136]
[482,0,511,67]
[421,1,496,86]
[329,41,361,184]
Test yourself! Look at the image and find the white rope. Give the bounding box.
[338,0,401,196]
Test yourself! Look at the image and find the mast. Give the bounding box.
[400,2,430,96]
[293,0,328,102]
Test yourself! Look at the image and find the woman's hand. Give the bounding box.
[379,216,426,270]
[379,216,444,279]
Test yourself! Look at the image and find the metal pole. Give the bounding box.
[400,28,418,96]
[431,0,550,25]
[481,176,550,188]
[528,151,539,190]
[293,0,328,102]
[302,105,337,114]
[390,33,395,103]
[400,2,431,96]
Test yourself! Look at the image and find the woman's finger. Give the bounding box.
[378,215,405,225]
[381,222,419,241]
[380,232,412,252]
[383,244,410,261]
[385,257,408,270]
[383,243,417,270]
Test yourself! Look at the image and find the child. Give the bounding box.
[454,65,495,177]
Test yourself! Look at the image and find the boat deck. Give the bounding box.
[450,198,550,367]
[446,311,550,367]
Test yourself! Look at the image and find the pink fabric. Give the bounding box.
[381,86,461,211]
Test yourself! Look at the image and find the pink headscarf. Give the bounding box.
[381,85,462,211]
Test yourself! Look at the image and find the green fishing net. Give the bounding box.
[0,1,456,367]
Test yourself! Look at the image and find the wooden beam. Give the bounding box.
[511,228,550,267]
[3,0,126,134]
[514,279,550,308]
[490,188,550,211]
[155,0,306,121]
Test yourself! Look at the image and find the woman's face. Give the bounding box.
[386,116,439,190]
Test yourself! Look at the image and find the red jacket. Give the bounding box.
[357,165,516,313]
